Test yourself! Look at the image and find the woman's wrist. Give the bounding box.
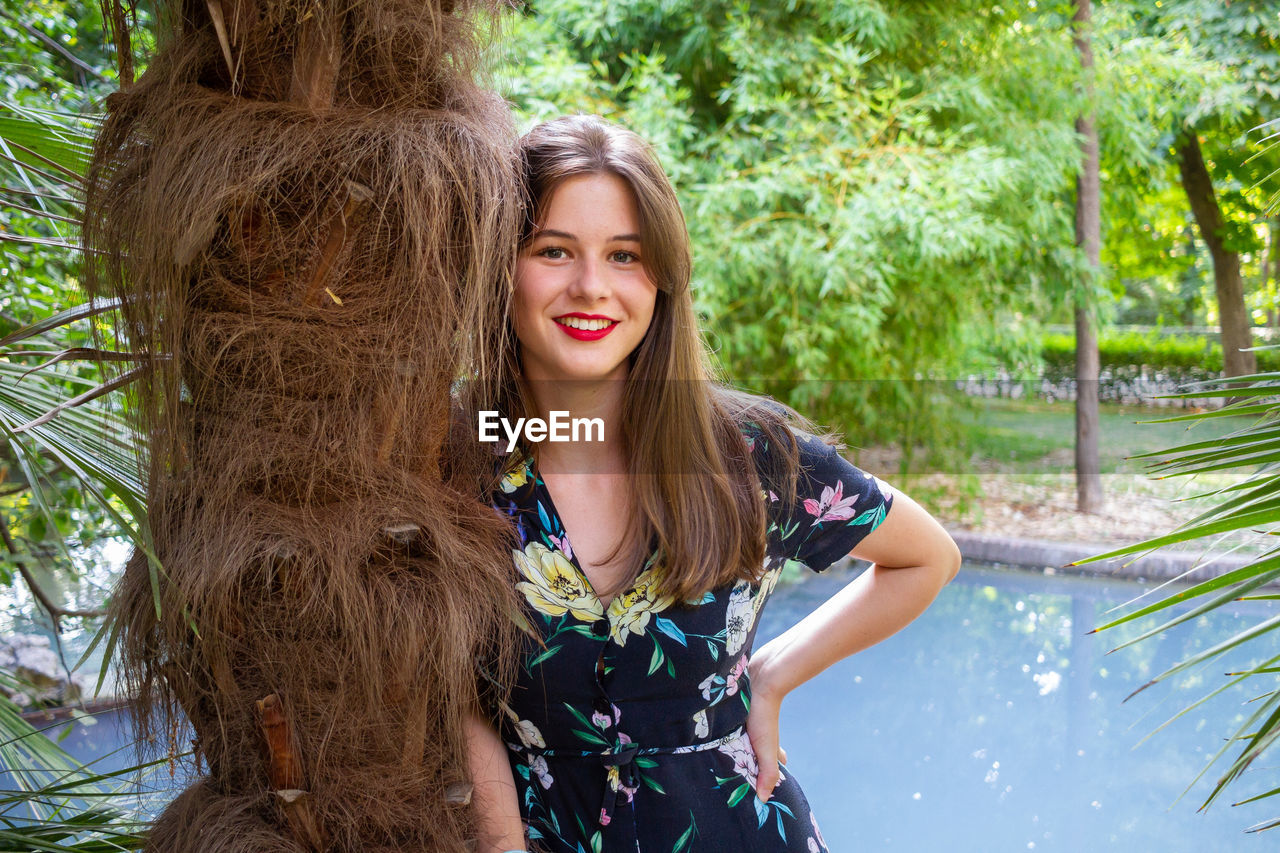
[747,643,794,703]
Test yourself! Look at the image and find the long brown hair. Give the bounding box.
[495,114,807,601]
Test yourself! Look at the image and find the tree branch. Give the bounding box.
[0,514,106,625]
[0,11,109,83]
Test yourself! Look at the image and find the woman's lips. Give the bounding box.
[554,315,618,341]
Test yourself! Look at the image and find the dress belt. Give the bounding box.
[507,725,747,827]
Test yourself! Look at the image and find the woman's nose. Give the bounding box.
[568,257,609,301]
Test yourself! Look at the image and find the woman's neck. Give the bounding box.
[524,377,627,475]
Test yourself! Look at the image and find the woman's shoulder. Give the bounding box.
[716,389,800,452]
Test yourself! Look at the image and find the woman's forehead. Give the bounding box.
[533,173,642,236]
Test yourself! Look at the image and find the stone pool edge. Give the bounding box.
[946,529,1262,585]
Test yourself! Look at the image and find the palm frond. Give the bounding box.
[1086,352,1280,821]
[0,695,153,850]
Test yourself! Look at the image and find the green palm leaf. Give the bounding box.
[1087,352,1280,824]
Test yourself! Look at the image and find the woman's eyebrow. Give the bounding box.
[533,228,575,240]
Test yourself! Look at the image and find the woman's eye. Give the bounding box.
[537,247,566,260]
[610,250,639,263]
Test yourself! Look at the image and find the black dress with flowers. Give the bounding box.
[490,430,892,853]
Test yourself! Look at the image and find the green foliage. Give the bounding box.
[0,690,151,850]
[497,1,1080,443]
[495,1,1256,445]
[0,0,1272,841]
[1041,328,1280,393]
[1137,1,1280,311]
[0,3,153,848]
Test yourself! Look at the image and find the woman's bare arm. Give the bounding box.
[746,488,960,801]
[465,708,527,852]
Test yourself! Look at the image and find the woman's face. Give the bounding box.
[514,172,658,386]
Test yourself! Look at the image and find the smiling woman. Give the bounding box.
[512,172,657,385]
[464,114,960,853]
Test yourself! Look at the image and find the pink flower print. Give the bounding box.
[591,709,612,730]
[599,808,611,827]
[803,480,858,525]
[548,533,573,561]
[724,656,749,697]
[718,732,761,791]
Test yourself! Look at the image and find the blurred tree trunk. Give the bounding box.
[1267,217,1279,328]
[1261,217,1274,327]
[1073,0,1103,514]
[1176,132,1257,375]
[1274,216,1280,327]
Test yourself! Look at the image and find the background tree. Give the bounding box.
[1149,0,1280,376]
[1074,0,1103,513]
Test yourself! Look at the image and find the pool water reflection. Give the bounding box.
[759,563,1280,851]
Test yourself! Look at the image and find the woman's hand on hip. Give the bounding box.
[746,649,788,803]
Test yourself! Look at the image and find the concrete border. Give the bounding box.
[948,529,1260,585]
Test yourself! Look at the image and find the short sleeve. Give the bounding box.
[772,431,893,572]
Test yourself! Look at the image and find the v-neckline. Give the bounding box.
[535,461,614,607]
[533,462,638,612]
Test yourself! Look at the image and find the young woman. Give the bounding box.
[465,114,960,853]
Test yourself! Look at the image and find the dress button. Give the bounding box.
[591,620,608,638]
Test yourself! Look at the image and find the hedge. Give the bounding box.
[1038,330,1280,401]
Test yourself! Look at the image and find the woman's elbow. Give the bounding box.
[938,534,962,586]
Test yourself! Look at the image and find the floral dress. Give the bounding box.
[490,430,892,853]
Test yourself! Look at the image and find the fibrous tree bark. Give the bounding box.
[86,1,524,850]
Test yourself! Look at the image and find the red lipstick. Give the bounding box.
[555,313,618,341]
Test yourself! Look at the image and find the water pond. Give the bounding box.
[761,563,1280,851]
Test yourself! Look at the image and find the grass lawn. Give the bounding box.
[846,395,1270,550]
[950,396,1260,475]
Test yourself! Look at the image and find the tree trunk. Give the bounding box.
[1261,217,1274,328]
[1269,217,1280,328]
[1073,0,1103,514]
[1176,132,1257,376]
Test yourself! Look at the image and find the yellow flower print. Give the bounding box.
[606,764,638,802]
[514,542,603,623]
[607,568,675,646]
[499,458,531,493]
